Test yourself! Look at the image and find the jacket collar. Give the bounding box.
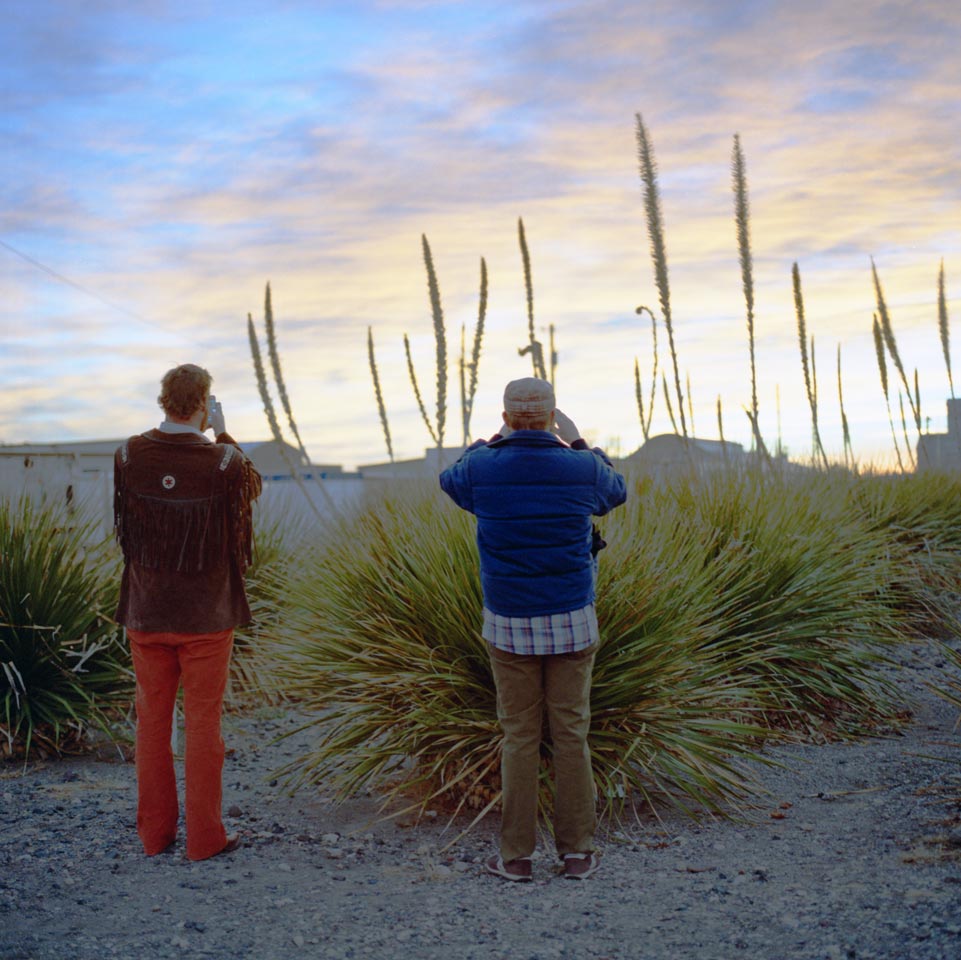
[488,430,565,449]
[142,429,213,445]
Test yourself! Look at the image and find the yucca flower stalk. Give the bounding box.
[517,218,547,381]
[462,257,487,442]
[898,392,916,470]
[458,324,468,446]
[259,285,338,512]
[403,235,448,451]
[872,259,921,438]
[938,259,954,399]
[744,409,773,467]
[792,263,829,468]
[367,326,394,463]
[404,333,439,447]
[661,372,680,436]
[775,384,784,458]
[732,134,760,446]
[549,323,557,386]
[872,314,906,473]
[837,344,855,471]
[264,283,303,452]
[633,305,658,441]
[247,313,325,522]
[636,113,686,437]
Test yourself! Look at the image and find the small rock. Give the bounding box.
[227,805,243,818]
[292,934,305,948]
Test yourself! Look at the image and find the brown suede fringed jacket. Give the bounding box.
[114,430,263,634]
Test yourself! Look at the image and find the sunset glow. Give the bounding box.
[2,1,959,469]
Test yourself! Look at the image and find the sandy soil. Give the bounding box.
[2,640,961,960]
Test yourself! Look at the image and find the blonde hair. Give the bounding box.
[158,364,212,419]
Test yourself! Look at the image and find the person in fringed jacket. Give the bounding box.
[114,363,261,861]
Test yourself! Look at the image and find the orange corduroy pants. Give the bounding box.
[128,628,233,861]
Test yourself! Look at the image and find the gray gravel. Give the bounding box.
[3,641,961,960]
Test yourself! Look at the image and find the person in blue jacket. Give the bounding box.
[439,377,627,881]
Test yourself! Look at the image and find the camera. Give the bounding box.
[207,395,222,421]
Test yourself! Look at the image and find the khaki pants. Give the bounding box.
[489,643,597,862]
[129,628,233,861]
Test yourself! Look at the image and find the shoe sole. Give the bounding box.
[563,855,600,879]
[485,860,532,882]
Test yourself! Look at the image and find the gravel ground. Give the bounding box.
[3,641,961,960]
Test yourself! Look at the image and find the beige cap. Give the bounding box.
[503,377,555,416]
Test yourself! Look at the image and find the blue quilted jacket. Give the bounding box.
[439,430,627,617]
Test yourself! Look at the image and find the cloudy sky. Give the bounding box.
[2,0,959,469]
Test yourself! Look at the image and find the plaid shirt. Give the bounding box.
[483,602,599,656]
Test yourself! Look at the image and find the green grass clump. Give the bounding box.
[0,497,129,757]
[230,503,311,704]
[270,466,936,826]
[847,469,961,628]
[272,485,497,817]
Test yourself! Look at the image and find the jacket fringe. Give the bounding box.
[113,444,257,575]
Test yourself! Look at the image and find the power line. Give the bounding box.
[0,237,178,335]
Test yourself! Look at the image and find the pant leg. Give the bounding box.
[129,631,182,856]
[544,643,598,858]
[178,629,233,861]
[488,646,545,862]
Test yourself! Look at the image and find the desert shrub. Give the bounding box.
[846,469,961,628]
[273,484,499,817]
[0,497,130,757]
[229,501,309,704]
[600,468,902,746]
[271,466,929,825]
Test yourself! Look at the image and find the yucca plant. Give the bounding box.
[0,498,129,757]
[847,470,961,628]
[661,469,901,734]
[269,467,920,829]
[229,503,305,704]
[271,485,497,818]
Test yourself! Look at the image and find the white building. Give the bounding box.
[917,399,961,471]
[0,436,362,531]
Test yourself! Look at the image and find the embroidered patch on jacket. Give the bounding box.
[219,445,235,471]
[161,475,176,490]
